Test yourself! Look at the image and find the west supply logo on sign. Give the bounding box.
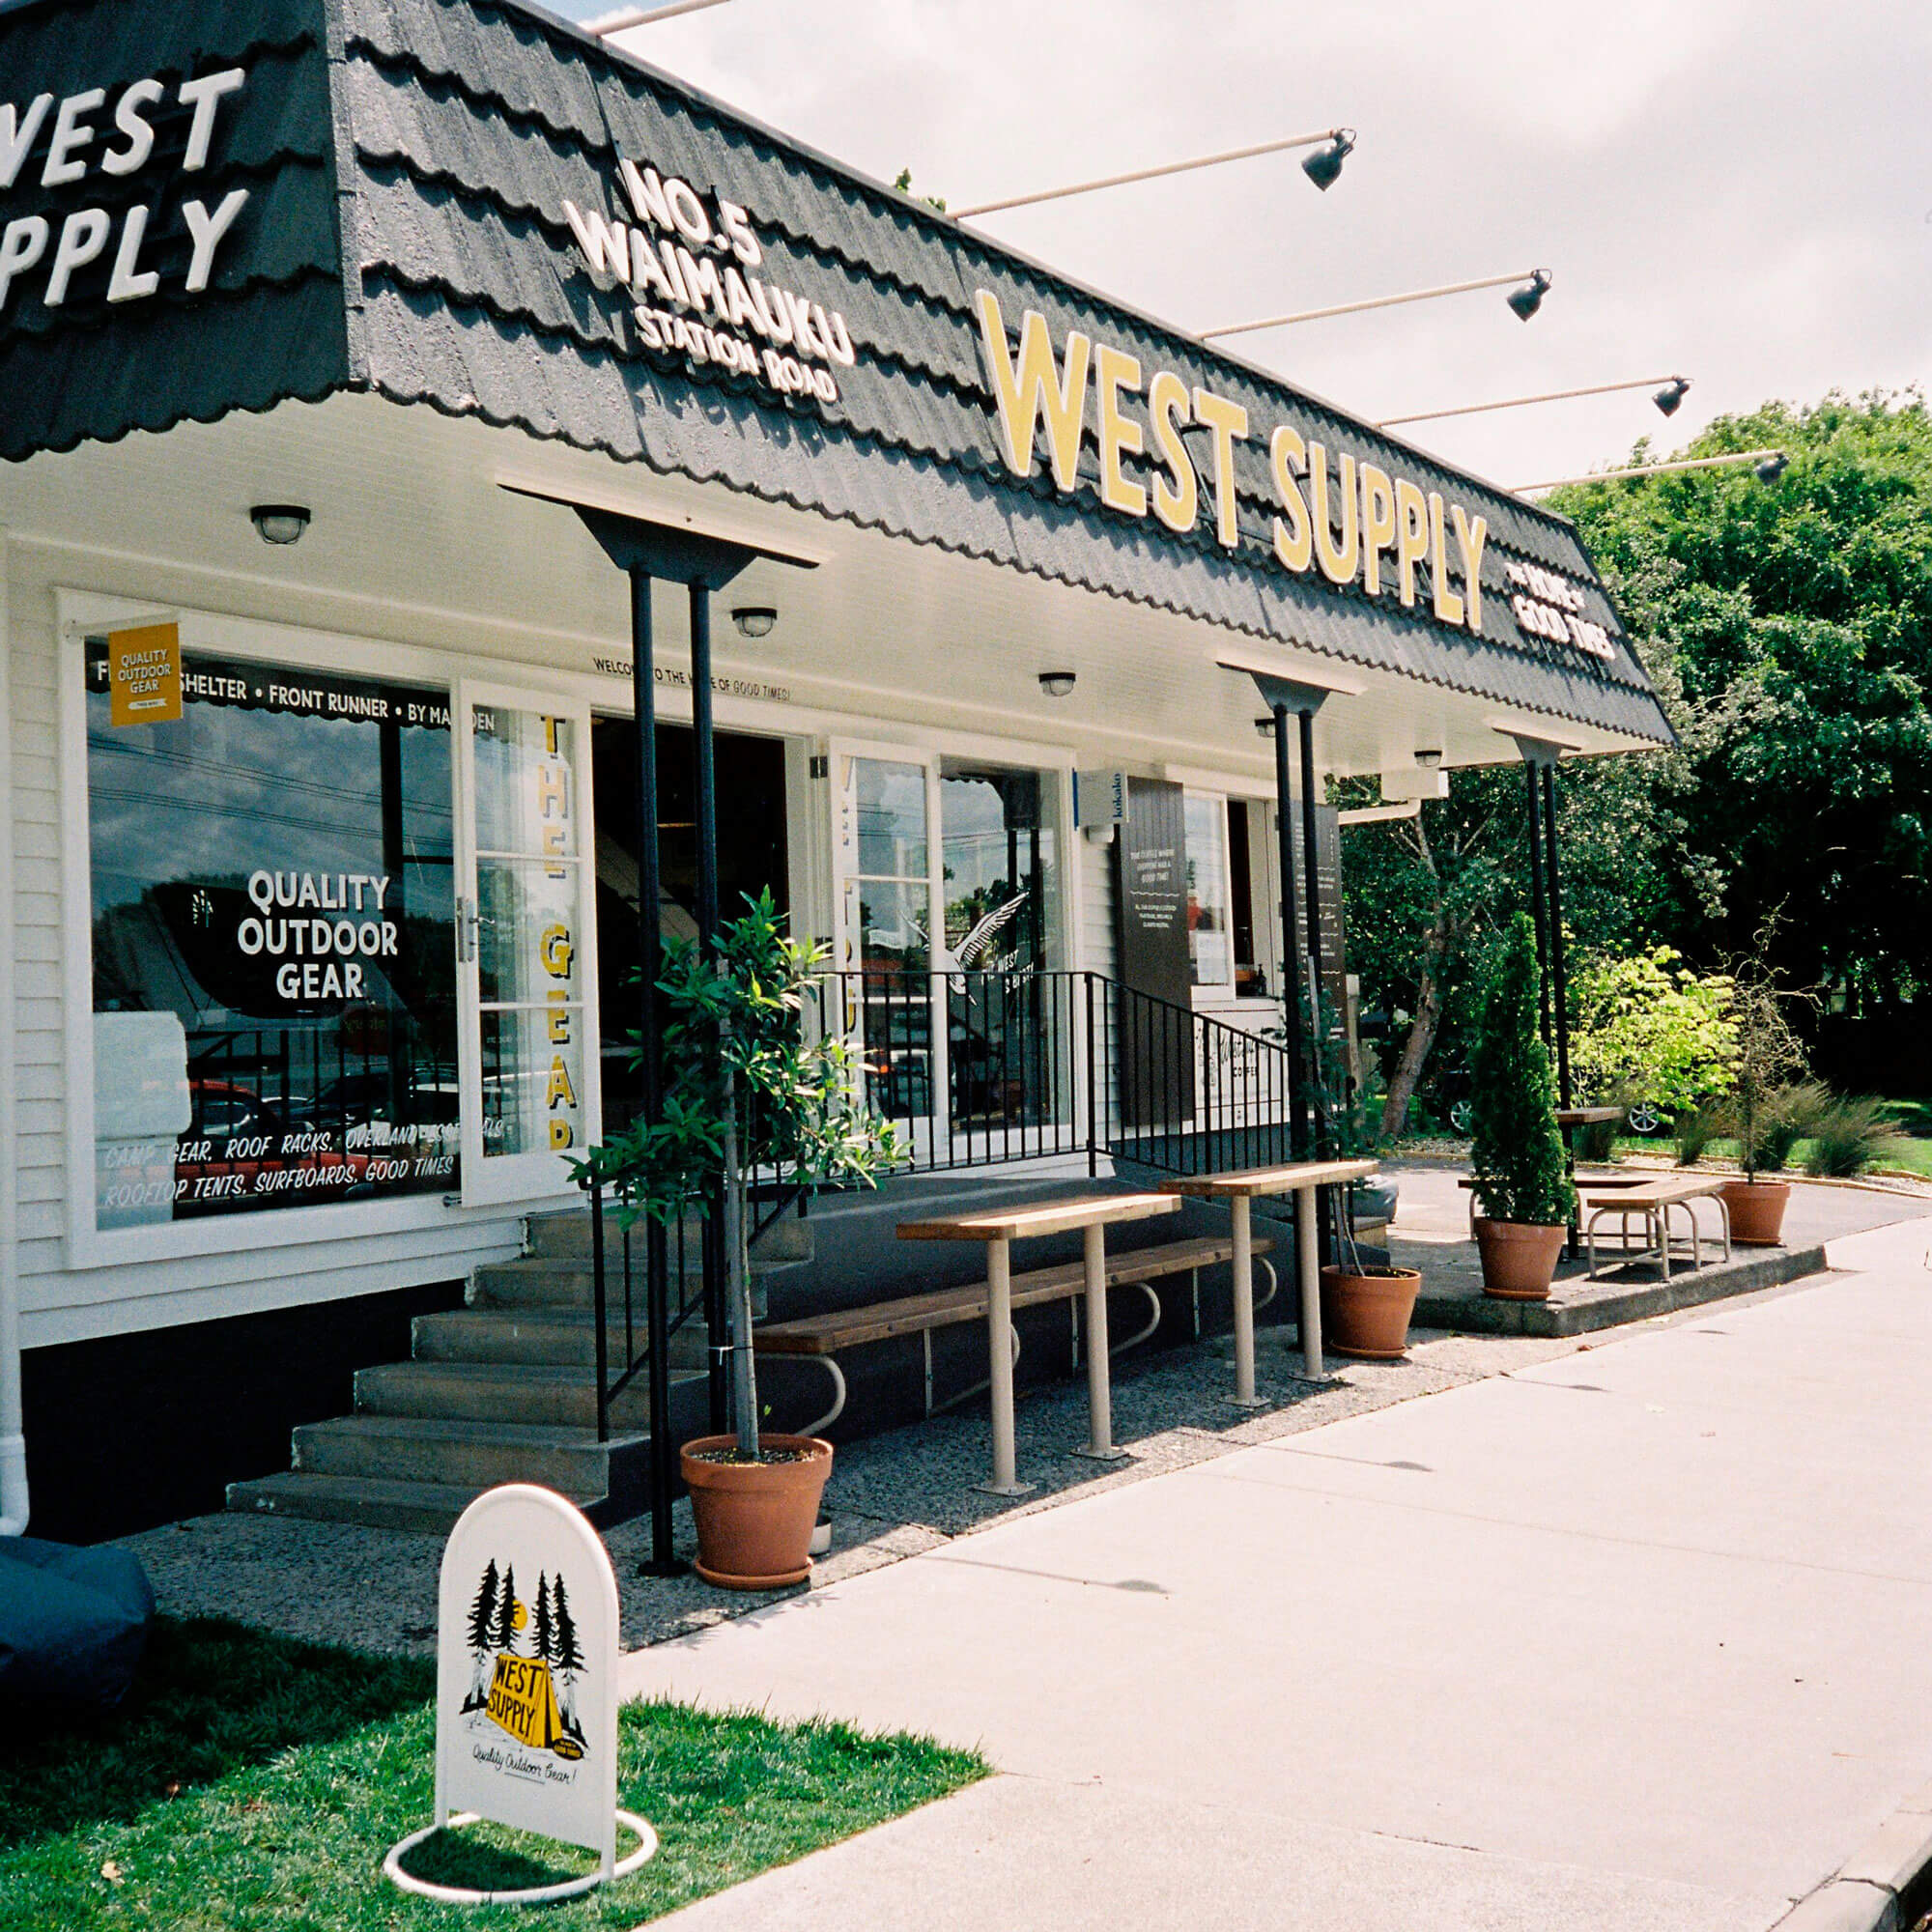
[434,1486,619,1858]
[565,161,858,406]
[972,290,1611,666]
[0,68,251,321]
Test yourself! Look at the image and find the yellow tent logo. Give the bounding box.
[460,1558,589,1762]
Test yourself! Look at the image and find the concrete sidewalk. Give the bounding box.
[619,1216,1932,1930]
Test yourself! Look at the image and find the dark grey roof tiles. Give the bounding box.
[0,0,1672,746]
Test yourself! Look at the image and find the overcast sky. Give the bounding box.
[551,0,1932,491]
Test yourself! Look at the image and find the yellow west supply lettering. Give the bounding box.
[1269,425,1313,572]
[1094,344,1146,518]
[1395,479,1430,609]
[1148,370,1197,533]
[1191,386,1249,550]
[975,290,1090,491]
[1308,442,1359,587]
[1429,492,1464,625]
[1359,464,1396,596]
[1452,505,1488,632]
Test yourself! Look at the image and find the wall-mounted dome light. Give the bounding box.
[1038,670,1076,698]
[249,504,310,546]
[1505,269,1552,322]
[731,605,778,639]
[1254,716,1278,740]
[1652,377,1691,416]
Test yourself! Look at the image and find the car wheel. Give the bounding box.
[1627,1102,1662,1136]
[1449,1099,1473,1136]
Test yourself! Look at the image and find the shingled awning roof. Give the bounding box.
[0,0,1672,746]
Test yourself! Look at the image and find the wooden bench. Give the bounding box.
[754,1234,1275,1440]
[1579,1175,1732,1280]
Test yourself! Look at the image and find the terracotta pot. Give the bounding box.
[1320,1265,1422,1360]
[680,1435,834,1591]
[1719,1179,1791,1247]
[1474,1218,1568,1301]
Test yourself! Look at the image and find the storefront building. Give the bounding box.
[0,0,1671,1538]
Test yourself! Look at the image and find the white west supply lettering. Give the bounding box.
[177,68,246,172]
[1452,506,1487,633]
[1191,387,1248,550]
[182,186,249,293]
[0,94,54,192]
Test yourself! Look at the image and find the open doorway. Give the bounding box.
[592,718,789,1131]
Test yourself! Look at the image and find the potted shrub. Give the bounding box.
[578,891,899,1589]
[1306,984,1420,1358]
[1717,925,1815,1246]
[1468,914,1576,1299]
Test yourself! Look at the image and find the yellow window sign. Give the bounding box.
[107,623,184,726]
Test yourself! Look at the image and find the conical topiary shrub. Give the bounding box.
[1469,914,1575,1298]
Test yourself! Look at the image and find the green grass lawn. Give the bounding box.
[0,1619,987,1931]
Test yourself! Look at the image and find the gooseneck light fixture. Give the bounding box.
[1202,267,1554,341]
[249,504,310,546]
[1513,448,1788,496]
[952,128,1356,220]
[1505,269,1552,321]
[1378,374,1692,432]
[730,605,778,639]
[1038,670,1077,698]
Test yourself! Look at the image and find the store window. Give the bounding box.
[843,756,932,1120]
[1182,791,1233,987]
[939,764,1058,972]
[86,643,458,1227]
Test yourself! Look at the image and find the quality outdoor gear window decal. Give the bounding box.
[85,641,461,1229]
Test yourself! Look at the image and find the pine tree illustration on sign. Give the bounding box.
[495,1563,521,1657]
[533,1571,555,1667]
[552,1572,587,1742]
[464,1557,499,1712]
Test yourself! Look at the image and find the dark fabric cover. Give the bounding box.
[0,1535,156,1712]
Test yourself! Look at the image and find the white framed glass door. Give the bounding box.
[452,681,601,1207]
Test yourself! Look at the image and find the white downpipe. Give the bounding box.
[0,525,25,1535]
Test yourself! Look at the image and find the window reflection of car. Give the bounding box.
[291,1072,460,1131]
[176,1077,370,1199]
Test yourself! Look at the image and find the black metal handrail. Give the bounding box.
[581,968,1306,1447]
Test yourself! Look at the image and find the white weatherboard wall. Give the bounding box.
[8,538,527,1350]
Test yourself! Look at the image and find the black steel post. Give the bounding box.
[1524,760,1551,1049]
[1271,707,1308,1161]
[631,570,683,1575]
[1542,764,1574,1110]
[1297,707,1332,1265]
[690,583,728,1434]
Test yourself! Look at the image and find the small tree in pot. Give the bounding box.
[576,890,900,1589]
[1468,914,1576,1299]
[1718,921,1816,1246]
[1304,983,1421,1359]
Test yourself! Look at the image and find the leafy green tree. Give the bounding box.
[1550,392,1932,1010]
[1569,948,1739,1115]
[1469,916,1575,1226]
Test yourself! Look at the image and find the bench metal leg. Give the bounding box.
[975,1236,1034,1496]
[1224,1196,1266,1408]
[797,1357,847,1438]
[1074,1223,1129,1461]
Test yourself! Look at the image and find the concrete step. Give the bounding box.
[415,1308,605,1367]
[355,1358,683,1431]
[291,1412,640,1495]
[526,1207,814,1268]
[226,1469,497,1535]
